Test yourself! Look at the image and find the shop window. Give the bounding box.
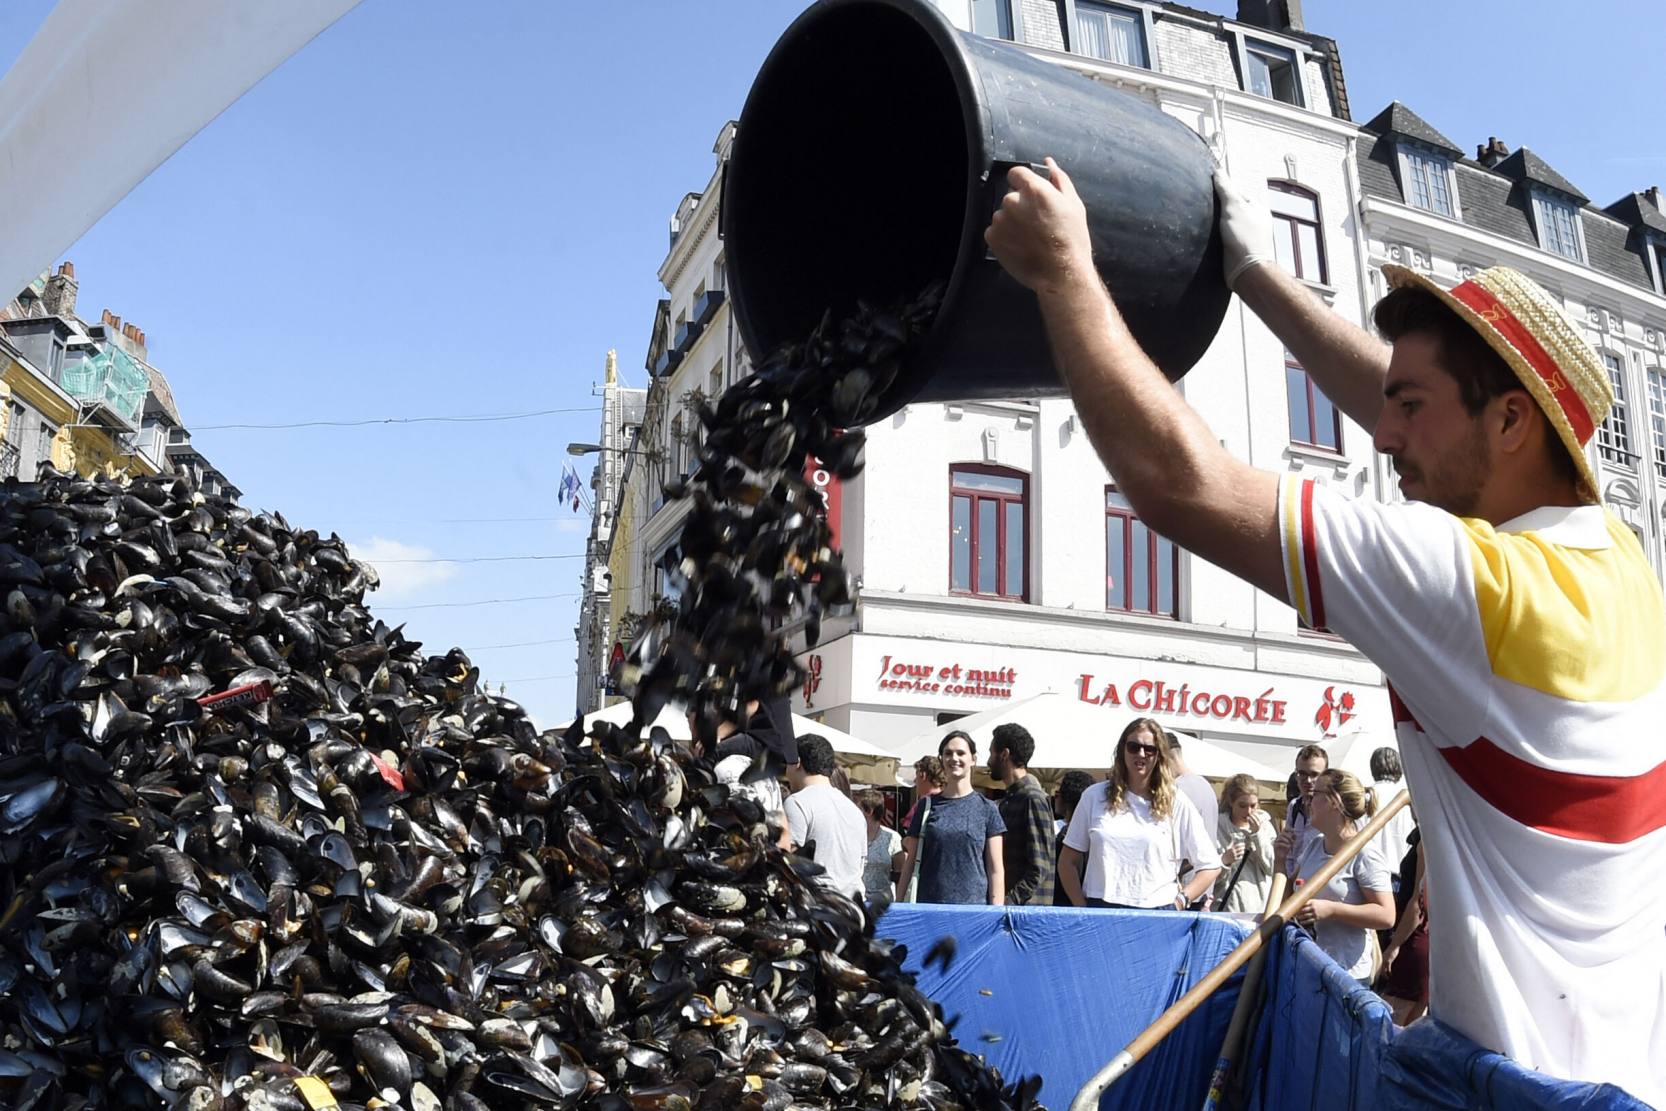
[1597,352,1634,467]
[1243,41,1301,105]
[1286,350,1342,452]
[1075,3,1147,67]
[950,466,1027,601]
[1106,486,1177,617]
[1270,182,1327,284]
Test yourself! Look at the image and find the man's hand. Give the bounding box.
[1214,169,1275,290]
[984,158,1096,295]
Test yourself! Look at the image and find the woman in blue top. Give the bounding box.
[896,731,1006,905]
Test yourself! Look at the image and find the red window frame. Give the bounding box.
[1285,350,1343,452]
[1105,486,1178,618]
[1269,180,1328,285]
[949,464,1028,601]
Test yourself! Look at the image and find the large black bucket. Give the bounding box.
[721,0,1230,420]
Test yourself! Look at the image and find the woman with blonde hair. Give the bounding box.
[1213,773,1275,912]
[1274,768,1395,984]
[1059,718,1220,909]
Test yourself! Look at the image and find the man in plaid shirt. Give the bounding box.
[991,723,1056,905]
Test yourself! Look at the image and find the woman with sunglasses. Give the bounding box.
[1058,717,1220,910]
[896,731,1006,905]
[1275,769,1395,985]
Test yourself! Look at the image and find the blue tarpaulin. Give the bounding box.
[877,904,1655,1110]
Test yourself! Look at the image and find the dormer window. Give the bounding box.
[1532,190,1585,262]
[1402,147,1455,217]
[1075,3,1149,68]
[1647,239,1666,296]
[1243,41,1302,106]
[971,0,1013,40]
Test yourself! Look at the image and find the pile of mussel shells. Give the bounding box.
[622,284,945,747]
[0,466,1037,1109]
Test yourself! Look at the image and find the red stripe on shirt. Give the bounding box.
[1386,684,1424,731]
[1440,737,1666,844]
[1299,480,1326,630]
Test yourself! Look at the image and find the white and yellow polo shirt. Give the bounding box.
[1279,475,1666,1106]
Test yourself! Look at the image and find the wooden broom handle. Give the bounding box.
[1069,790,1410,1111]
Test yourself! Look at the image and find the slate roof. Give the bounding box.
[1361,102,1459,155]
[1605,192,1666,236]
[1354,122,1658,295]
[1492,147,1588,203]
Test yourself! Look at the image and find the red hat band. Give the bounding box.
[1448,280,1595,444]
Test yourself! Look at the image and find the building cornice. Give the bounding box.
[1362,195,1666,316]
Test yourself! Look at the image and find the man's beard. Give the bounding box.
[1395,430,1491,517]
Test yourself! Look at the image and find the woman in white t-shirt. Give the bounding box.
[1275,769,1395,984]
[1059,718,1221,910]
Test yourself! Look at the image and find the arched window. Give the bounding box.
[1269,181,1328,285]
[949,465,1027,601]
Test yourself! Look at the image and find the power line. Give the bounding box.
[348,516,571,525]
[193,405,599,432]
[468,637,574,651]
[371,553,584,564]
[376,591,579,611]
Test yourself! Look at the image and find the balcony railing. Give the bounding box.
[0,441,18,479]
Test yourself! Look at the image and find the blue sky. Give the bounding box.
[0,1,1658,727]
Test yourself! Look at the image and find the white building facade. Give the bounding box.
[609,1,1666,771]
[793,0,1393,770]
[597,1,1399,775]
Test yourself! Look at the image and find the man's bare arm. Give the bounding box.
[1213,172,1391,432]
[986,161,1286,601]
[1234,261,1390,431]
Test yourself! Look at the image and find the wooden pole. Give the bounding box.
[1069,790,1409,1111]
[1199,870,1288,1111]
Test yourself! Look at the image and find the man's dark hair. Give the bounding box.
[796,733,837,777]
[1167,734,1184,752]
[1370,747,1403,783]
[1295,743,1329,765]
[1058,770,1094,810]
[1373,286,1579,485]
[990,723,1035,768]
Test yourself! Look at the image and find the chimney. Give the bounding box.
[1476,137,1509,169]
[109,314,121,333]
[1237,0,1303,31]
[42,261,78,318]
[1646,186,1663,213]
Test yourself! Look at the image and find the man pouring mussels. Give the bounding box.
[981,157,1666,1104]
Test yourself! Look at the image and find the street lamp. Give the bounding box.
[567,442,657,459]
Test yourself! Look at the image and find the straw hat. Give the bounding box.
[1381,264,1611,503]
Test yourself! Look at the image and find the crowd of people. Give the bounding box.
[707,693,1427,1017]
[847,718,1425,1019]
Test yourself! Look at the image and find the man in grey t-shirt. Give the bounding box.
[784,734,868,898]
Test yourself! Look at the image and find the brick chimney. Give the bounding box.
[1237,0,1304,31]
[1476,137,1509,169]
[42,261,77,318]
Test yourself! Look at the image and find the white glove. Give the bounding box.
[1214,169,1275,290]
